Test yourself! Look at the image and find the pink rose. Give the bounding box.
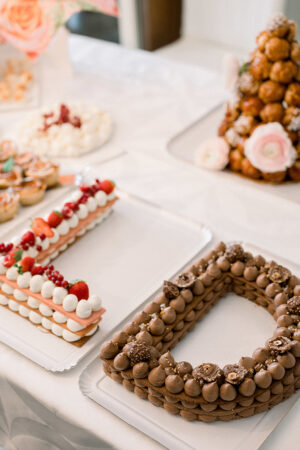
[244,123,297,173]
[0,0,52,58]
[194,137,229,170]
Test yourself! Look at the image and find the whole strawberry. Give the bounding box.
[100,179,115,195]
[69,279,89,300]
[4,248,23,268]
[32,218,54,238]
[19,256,35,273]
[47,211,63,228]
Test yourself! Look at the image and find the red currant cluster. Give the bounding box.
[0,242,13,254]
[31,263,69,288]
[19,231,35,251]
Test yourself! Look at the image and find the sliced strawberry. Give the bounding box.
[47,211,63,228]
[31,265,45,276]
[32,218,54,238]
[4,248,23,268]
[69,279,89,300]
[100,179,115,195]
[19,256,35,273]
[21,231,35,246]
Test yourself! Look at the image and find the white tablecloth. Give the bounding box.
[0,35,299,450]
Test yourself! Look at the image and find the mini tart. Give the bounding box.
[0,140,18,162]
[0,191,19,222]
[25,160,59,188]
[14,152,40,171]
[14,178,46,206]
[0,167,22,189]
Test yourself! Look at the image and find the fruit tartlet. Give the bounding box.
[0,191,19,223]
[0,140,18,162]
[0,179,117,344]
[25,160,59,188]
[0,160,22,188]
[14,152,40,171]
[14,178,47,206]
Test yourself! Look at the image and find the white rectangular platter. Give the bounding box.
[0,189,211,372]
[79,243,300,450]
[167,104,300,206]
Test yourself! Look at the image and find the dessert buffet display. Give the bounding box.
[0,140,60,222]
[0,178,117,345]
[18,103,113,158]
[195,13,300,183]
[100,242,300,422]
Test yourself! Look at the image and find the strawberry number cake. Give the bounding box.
[0,178,117,346]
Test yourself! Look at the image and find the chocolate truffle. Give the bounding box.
[244,266,259,281]
[181,289,193,303]
[149,317,165,336]
[254,370,272,388]
[256,273,269,288]
[148,366,166,387]
[192,363,222,383]
[175,272,196,289]
[165,374,184,394]
[160,306,176,324]
[159,351,175,368]
[170,296,185,313]
[202,382,219,402]
[267,362,285,380]
[133,362,149,378]
[220,382,237,401]
[193,279,205,295]
[125,341,151,365]
[217,256,230,272]
[136,330,153,346]
[223,364,247,385]
[239,378,256,396]
[113,352,130,371]
[163,281,179,300]
[184,378,201,397]
[231,261,245,276]
[277,352,296,369]
[100,341,119,359]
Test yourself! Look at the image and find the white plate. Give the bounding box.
[167,104,300,206]
[79,243,300,450]
[0,190,211,371]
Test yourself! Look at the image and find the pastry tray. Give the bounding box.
[167,103,300,206]
[0,188,211,371]
[79,243,300,450]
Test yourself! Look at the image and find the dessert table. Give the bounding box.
[0,34,299,449]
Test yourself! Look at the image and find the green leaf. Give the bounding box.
[238,62,251,76]
[2,158,14,173]
[13,248,23,263]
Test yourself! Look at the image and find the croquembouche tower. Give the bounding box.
[196,13,300,182]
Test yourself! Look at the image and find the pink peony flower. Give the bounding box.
[194,137,229,170]
[0,0,53,58]
[244,123,297,173]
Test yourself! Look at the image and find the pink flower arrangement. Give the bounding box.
[194,137,230,170]
[0,0,119,58]
[244,123,297,173]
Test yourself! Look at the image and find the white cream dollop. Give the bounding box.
[6,266,19,281]
[39,303,53,316]
[0,294,8,305]
[52,323,63,336]
[95,190,107,207]
[67,318,85,332]
[88,295,102,311]
[76,300,92,319]
[68,214,79,228]
[2,283,13,294]
[53,311,67,323]
[87,196,97,212]
[63,294,78,312]
[42,317,52,330]
[56,220,70,236]
[27,296,40,309]
[8,299,19,311]
[49,228,59,244]
[52,286,68,305]
[28,247,38,258]
[30,275,44,293]
[19,305,30,317]
[77,204,88,220]
[14,289,27,301]
[62,329,80,342]
[0,257,7,275]
[17,272,31,288]
[41,280,55,298]
[29,311,42,324]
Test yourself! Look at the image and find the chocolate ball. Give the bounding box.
[123,322,140,336]
[159,351,175,368]
[160,306,176,324]
[174,320,184,331]
[256,273,269,288]
[202,381,219,402]
[144,301,160,314]
[215,242,226,253]
[265,283,281,298]
[294,285,300,296]
[293,330,300,341]
[185,310,195,322]
[267,362,285,380]
[244,266,259,281]
[276,304,288,317]
[149,317,165,336]
[231,261,245,276]
[184,379,201,397]
[253,255,266,268]
[239,378,256,396]
[136,330,153,346]
[252,347,269,363]
[133,362,149,378]
[181,289,193,303]
[273,327,291,338]
[112,331,128,346]
[199,273,214,287]
[100,341,119,359]
[277,315,293,327]
[170,296,185,313]
[217,256,230,272]
[220,383,237,401]
[207,263,222,279]
[274,292,288,307]
[133,311,151,325]
[148,366,166,387]
[239,356,255,370]
[165,375,184,393]
[277,352,296,369]
[113,352,130,371]
[193,279,205,296]
[176,361,193,376]
[254,370,272,388]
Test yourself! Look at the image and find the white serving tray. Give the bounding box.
[0,189,211,372]
[79,243,300,450]
[167,104,300,206]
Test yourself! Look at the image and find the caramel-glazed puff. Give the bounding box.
[291,42,300,66]
[241,96,264,116]
[218,119,231,137]
[265,37,290,61]
[258,80,285,103]
[262,171,287,183]
[229,150,243,171]
[288,160,300,180]
[270,60,297,84]
[260,103,284,123]
[241,158,261,179]
[250,53,271,80]
[295,67,300,82]
[285,83,300,107]
[238,72,260,96]
[282,106,300,127]
[268,15,290,38]
[256,31,271,52]
[287,20,298,42]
